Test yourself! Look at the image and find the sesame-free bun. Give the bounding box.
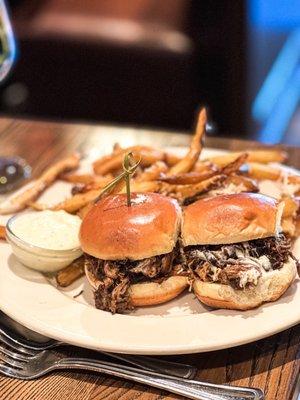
[193,258,297,310]
[80,193,181,260]
[182,193,283,246]
[85,264,188,307]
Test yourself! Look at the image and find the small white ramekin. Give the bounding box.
[6,214,83,272]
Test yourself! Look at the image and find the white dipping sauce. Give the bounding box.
[10,210,81,250]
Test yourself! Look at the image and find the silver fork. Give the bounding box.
[0,312,196,379]
[0,338,264,400]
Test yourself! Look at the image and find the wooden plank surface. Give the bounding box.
[0,117,299,400]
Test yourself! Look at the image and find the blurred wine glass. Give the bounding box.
[0,0,16,82]
[0,1,31,195]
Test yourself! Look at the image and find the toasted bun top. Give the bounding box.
[182,193,283,246]
[80,193,181,260]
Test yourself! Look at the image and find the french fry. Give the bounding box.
[0,225,6,240]
[246,164,300,189]
[76,179,128,219]
[247,163,281,181]
[113,142,122,154]
[168,108,207,175]
[207,150,287,167]
[248,150,288,163]
[295,196,300,212]
[28,202,49,211]
[224,174,259,192]
[163,154,246,186]
[295,216,300,236]
[158,170,217,185]
[281,217,296,237]
[77,203,94,219]
[0,154,80,215]
[60,173,113,185]
[93,154,129,175]
[159,175,226,204]
[220,153,248,175]
[93,175,127,204]
[193,161,218,173]
[31,170,130,214]
[30,189,101,214]
[282,196,299,218]
[53,189,104,213]
[165,152,183,166]
[56,256,85,287]
[60,173,95,184]
[32,156,140,214]
[135,161,168,182]
[287,175,300,185]
[71,177,113,195]
[128,180,161,193]
[92,149,155,175]
[93,146,180,175]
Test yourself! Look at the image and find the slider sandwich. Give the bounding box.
[181,193,298,310]
[80,193,188,313]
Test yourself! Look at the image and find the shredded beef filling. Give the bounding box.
[185,233,297,289]
[85,252,179,314]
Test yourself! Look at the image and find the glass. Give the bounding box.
[0,0,16,82]
[0,3,29,194]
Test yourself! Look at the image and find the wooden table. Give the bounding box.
[0,117,299,400]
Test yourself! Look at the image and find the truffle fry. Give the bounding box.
[282,196,299,218]
[224,174,259,192]
[193,161,218,173]
[56,256,85,287]
[135,161,168,182]
[0,154,80,215]
[31,174,128,214]
[246,163,281,181]
[30,189,101,214]
[207,150,287,167]
[72,177,113,194]
[127,180,161,193]
[295,216,300,236]
[159,175,227,204]
[93,146,180,175]
[287,175,300,185]
[60,173,113,185]
[168,108,207,175]
[0,225,6,240]
[77,203,94,219]
[158,170,217,185]
[220,153,248,175]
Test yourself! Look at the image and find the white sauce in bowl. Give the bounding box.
[6,210,83,272]
[10,210,81,250]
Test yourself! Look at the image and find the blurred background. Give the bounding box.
[0,0,299,144]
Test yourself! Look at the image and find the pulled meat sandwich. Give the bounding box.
[80,193,188,313]
[181,193,298,310]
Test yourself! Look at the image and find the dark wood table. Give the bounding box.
[0,117,299,400]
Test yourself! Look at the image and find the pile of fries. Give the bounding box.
[1,107,300,286]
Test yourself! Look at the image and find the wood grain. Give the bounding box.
[0,117,299,400]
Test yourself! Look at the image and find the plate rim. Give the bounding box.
[1,147,300,355]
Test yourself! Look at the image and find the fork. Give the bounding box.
[0,338,264,400]
[0,313,196,379]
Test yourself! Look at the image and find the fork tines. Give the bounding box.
[0,332,39,379]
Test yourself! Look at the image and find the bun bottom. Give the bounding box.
[85,265,188,307]
[129,276,188,306]
[193,258,297,311]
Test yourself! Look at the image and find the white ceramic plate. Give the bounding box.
[0,148,299,355]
